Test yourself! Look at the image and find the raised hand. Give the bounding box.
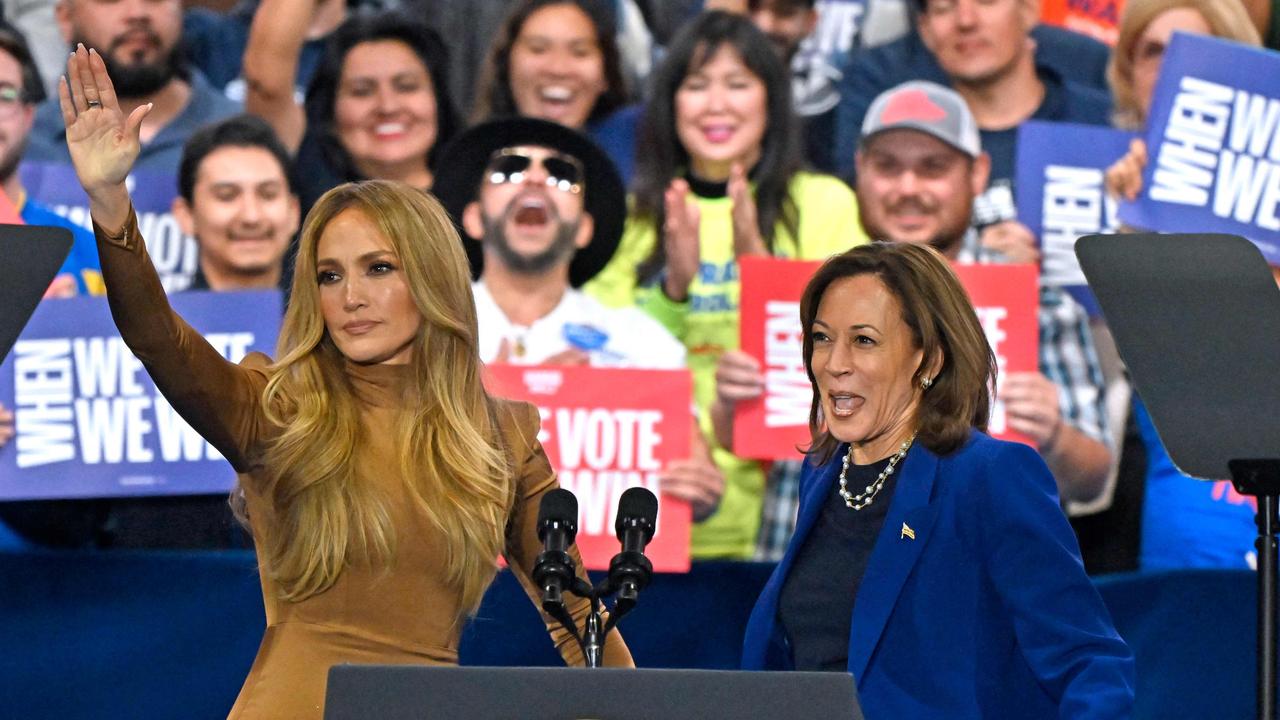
[58,45,152,207]
[728,162,766,258]
[661,179,701,302]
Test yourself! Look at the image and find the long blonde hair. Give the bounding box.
[252,180,512,614]
[1109,0,1260,129]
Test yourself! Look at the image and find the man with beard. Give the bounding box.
[854,81,1112,504]
[435,117,685,369]
[20,0,238,292]
[434,117,724,522]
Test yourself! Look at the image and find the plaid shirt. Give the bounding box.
[754,283,1111,562]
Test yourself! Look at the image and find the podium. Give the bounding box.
[323,665,862,719]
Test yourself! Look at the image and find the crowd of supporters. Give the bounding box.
[1,0,1276,577]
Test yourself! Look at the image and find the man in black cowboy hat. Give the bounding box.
[435,116,687,369]
[435,116,724,520]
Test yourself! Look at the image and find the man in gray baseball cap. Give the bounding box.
[854,79,989,257]
[853,79,1114,511]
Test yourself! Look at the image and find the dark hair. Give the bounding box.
[0,22,46,105]
[303,10,458,182]
[470,0,628,126]
[632,11,801,283]
[179,115,296,203]
[800,243,996,465]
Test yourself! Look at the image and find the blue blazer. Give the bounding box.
[742,432,1134,719]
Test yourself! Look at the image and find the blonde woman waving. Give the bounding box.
[59,44,630,720]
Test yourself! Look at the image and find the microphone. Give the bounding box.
[532,489,578,611]
[607,487,658,603]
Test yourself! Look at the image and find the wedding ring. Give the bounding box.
[86,99,101,108]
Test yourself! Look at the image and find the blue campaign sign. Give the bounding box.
[20,161,199,291]
[0,290,281,500]
[1118,32,1280,263]
[1016,120,1134,313]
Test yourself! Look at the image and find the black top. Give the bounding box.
[779,453,897,672]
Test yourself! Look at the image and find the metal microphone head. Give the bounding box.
[537,488,579,543]
[615,486,658,543]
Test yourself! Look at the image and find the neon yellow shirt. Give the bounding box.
[585,171,868,558]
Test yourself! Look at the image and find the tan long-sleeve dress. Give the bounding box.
[91,207,632,719]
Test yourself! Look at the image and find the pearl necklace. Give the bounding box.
[837,433,917,511]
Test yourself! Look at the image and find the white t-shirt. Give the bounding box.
[473,281,686,369]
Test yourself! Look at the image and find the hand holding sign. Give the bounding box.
[58,45,151,212]
[979,220,1041,264]
[709,350,765,450]
[1117,33,1280,262]
[659,430,724,522]
[1000,372,1064,450]
[662,179,701,302]
[1104,138,1148,203]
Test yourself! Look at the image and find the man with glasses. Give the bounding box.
[434,117,687,369]
[434,117,724,522]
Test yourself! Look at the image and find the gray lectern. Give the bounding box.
[323,665,862,719]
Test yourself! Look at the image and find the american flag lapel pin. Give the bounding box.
[900,522,916,541]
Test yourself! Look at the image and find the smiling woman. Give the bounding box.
[471,0,628,131]
[244,5,459,215]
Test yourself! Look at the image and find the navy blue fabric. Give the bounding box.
[829,24,1111,181]
[1095,569,1261,720]
[0,548,1261,719]
[742,432,1135,719]
[587,104,642,188]
[0,551,772,719]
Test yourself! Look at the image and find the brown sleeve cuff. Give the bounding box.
[91,205,140,250]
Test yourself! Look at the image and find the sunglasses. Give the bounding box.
[483,148,584,194]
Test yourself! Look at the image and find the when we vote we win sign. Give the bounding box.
[1119,32,1280,262]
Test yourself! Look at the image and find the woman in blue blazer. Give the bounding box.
[741,244,1134,719]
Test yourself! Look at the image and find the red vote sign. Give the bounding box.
[735,257,1040,460]
[486,365,693,572]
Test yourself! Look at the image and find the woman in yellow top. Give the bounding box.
[58,45,629,719]
[586,11,867,559]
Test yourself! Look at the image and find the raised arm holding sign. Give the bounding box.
[1117,32,1280,261]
